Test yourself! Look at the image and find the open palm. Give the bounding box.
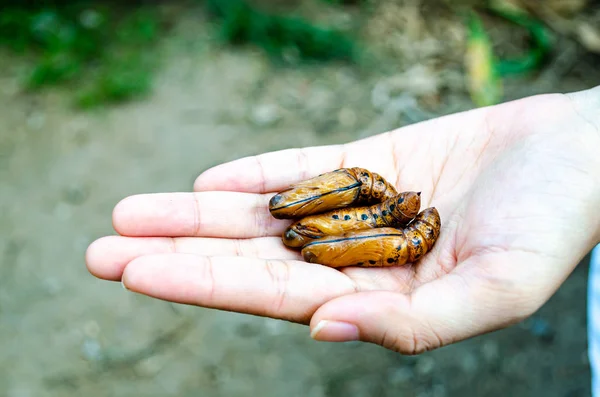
[86,87,600,354]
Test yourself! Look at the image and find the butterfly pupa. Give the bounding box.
[269,167,398,219]
[282,191,421,248]
[300,207,441,268]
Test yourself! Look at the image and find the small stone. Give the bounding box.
[27,112,46,130]
[388,367,413,386]
[307,87,334,112]
[577,22,600,53]
[481,340,499,363]
[371,65,440,114]
[371,80,391,111]
[251,104,281,127]
[459,351,479,375]
[81,338,103,362]
[415,355,435,376]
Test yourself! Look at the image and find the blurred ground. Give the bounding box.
[0,2,599,396]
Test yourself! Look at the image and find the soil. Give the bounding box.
[1,2,598,397]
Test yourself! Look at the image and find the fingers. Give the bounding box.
[112,191,289,238]
[194,145,347,193]
[85,235,302,281]
[309,257,545,355]
[122,253,358,324]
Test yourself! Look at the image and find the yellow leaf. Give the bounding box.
[465,11,503,107]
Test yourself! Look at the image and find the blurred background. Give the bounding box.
[0,0,599,396]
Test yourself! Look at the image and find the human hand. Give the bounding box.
[86,86,600,354]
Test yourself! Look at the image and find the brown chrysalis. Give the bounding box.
[268,167,398,219]
[282,191,422,248]
[300,207,441,268]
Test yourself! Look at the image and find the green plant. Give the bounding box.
[0,0,362,108]
[0,2,161,108]
[204,0,359,63]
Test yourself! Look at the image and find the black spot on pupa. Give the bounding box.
[303,251,317,263]
[369,260,376,265]
[373,214,379,219]
[389,204,396,212]
[397,197,404,204]
[361,214,368,220]
[332,214,339,220]
[382,210,388,216]
[344,215,351,220]
[270,194,283,207]
[387,258,394,264]
[284,229,298,241]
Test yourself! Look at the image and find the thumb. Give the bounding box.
[309,269,540,355]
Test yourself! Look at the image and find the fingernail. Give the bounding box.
[121,279,128,290]
[310,320,359,342]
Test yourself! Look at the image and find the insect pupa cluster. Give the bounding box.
[268,167,442,269]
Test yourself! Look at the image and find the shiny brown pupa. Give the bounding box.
[268,167,398,219]
[300,207,441,268]
[282,191,422,248]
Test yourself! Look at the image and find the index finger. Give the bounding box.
[193,145,347,193]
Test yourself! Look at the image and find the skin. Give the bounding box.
[86,86,600,355]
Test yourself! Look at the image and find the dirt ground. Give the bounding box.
[1,3,599,397]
